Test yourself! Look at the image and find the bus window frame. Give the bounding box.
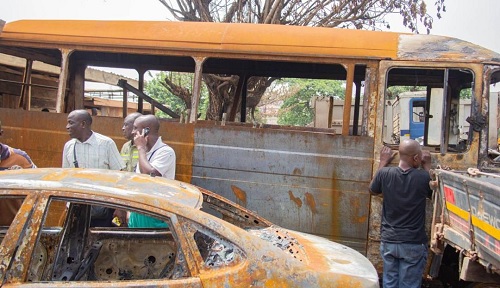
[377,60,483,163]
[484,65,500,168]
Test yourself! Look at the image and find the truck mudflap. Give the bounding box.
[430,168,500,283]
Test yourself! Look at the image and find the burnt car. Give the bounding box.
[0,168,379,287]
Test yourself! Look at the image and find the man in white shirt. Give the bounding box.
[128,114,176,228]
[62,110,125,170]
[62,109,125,227]
[132,114,175,179]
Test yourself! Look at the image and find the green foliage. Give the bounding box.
[277,78,345,126]
[460,88,472,99]
[145,71,185,118]
[386,86,426,100]
[386,86,472,100]
[145,71,208,119]
[157,0,446,121]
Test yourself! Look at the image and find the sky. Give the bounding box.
[1,0,499,54]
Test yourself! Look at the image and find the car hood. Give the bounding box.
[249,226,379,287]
[291,230,379,287]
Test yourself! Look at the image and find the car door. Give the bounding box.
[175,215,252,288]
[2,194,203,288]
[0,192,43,285]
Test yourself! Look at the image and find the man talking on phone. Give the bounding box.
[128,114,176,228]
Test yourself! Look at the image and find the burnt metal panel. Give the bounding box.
[0,108,71,168]
[398,34,500,62]
[0,109,194,184]
[191,124,374,253]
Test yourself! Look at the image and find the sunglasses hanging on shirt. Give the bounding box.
[73,141,79,168]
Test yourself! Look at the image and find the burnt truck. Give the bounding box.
[1,19,500,286]
[429,168,500,285]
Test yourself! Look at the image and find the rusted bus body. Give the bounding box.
[0,107,373,254]
[1,19,500,282]
[190,124,374,251]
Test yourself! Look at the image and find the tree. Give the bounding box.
[157,0,446,121]
[145,71,209,119]
[276,78,345,126]
[386,85,425,100]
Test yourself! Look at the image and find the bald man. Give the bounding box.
[62,109,125,227]
[63,109,124,170]
[369,139,433,288]
[128,114,176,228]
[131,115,176,178]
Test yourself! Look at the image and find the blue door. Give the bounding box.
[409,98,426,140]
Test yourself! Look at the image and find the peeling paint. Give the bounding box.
[230,185,247,207]
[288,191,303,208]
[350,197,368,224]
[292,168,302,176]
[304,192,317,214]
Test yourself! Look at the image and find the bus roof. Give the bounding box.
[1,20,499,63]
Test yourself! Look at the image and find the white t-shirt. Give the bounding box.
[135,136,176,179]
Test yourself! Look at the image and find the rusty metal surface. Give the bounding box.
[0,108,377,255]
[91,234,177,280]
[0,193,35,281]
[0,108,195,183]
[288,230,379,286]
[398,34,500,62]
[0,169,379,287]
[1,109,71,168]
[191,123,374,253]
[0,168,203,210]
[434,169,500,274]
[180,203,380,288]
[3,20,500,65]
[1,109,376,254]
[1,20,399,60]
[0,109,373,253]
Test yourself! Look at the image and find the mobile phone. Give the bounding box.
[143,127,150,136]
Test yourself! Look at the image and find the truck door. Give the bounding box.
[409,98,426,140]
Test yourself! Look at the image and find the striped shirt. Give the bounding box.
[62,132,125,170]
